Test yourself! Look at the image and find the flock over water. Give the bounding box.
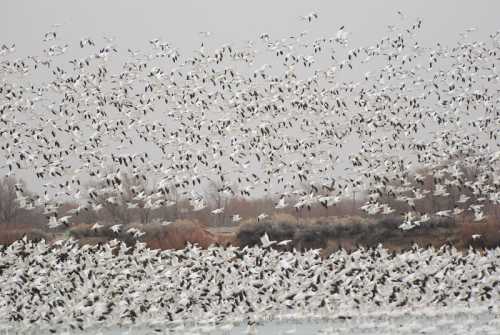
[1,11,500,334]
[1,238,500,333]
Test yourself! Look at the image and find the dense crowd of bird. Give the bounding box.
[0,238,499,333]
[0,12,499,229]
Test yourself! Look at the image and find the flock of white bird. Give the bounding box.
[1,12,500,333]
[0,238,499,334]
[0,12,498,231]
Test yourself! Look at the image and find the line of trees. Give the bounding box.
[0,161,498,230]
[0,177,43,225]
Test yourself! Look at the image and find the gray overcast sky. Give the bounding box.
[1,0,499,199]
[2,0,500,55]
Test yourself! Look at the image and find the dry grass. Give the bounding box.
[1,215,499,253]
[144,220,216,249]
[0,223,52,245]
[0,229,51,245]
[66,219,217,250]
[270,212,297,225]
[460,221,500,249]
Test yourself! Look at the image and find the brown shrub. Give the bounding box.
[0,227,50,245]
[143,220,216,249]
[236,214,476,252]
[68,223,94,239]
[460,221,500,249]
[65,219,218,250]
[270,212,297,225]
[76,237,109,246]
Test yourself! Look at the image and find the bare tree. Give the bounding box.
[156,183,179,222]
[85,169,198,225]
[0,177,21,224]
[205,178,229,226]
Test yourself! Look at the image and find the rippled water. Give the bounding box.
[8,308,498,335]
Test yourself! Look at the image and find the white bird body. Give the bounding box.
[110,224,122,233]
[474,211,486,222]
[275,197,288,209]
[260,233,276,248]
[211,208,224,215]
[257,213,268,221]
[91,222,104,231]
[436,210,451,217]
